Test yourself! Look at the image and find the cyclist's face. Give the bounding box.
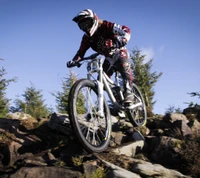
[78,18,93,32]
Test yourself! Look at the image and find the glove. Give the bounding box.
[102,39,113,54]
[66,60,76,68]
[105,39,113,49]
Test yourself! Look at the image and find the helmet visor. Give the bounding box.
[78,18,93,33]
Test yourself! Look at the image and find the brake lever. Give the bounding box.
[77,63,82,68]
[89,53,99,59]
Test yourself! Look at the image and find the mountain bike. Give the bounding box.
[67,53,147,153]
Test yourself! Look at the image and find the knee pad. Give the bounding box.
[122,61,131,72]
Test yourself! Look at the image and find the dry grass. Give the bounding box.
[72,155,84,167]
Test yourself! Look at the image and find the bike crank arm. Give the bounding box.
[126,102,143,110]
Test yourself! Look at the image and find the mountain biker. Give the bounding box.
[67,9,134,104]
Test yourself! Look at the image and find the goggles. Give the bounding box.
[78,18,93,32]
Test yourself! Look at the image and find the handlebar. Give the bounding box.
[77,53,100,64]
[69,53,100,68]
[82,53,100,61]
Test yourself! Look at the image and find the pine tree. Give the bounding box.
[14,83,49,118]
[52,69,78,114]
[0,67,17,117]
[186,91,200,107]
[130,50,162,111]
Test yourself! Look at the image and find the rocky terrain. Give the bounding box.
[0,109,199,178]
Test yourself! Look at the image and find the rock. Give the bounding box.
[111,115,119,124]
[146,136,183,169]
[188,119,200,133]
[163,113,189,124]
[172,120,192,136]
[83,160,98,177]
[48,113,72,135]
[111,140,145,157]
[7,167,82,178]
[0,113,193,178]
[130,158,192,178]
[132,130,145,141]
[101,159,141,178]
[6,112,34,120]
[111,131,128,145]
[183,105,200,116]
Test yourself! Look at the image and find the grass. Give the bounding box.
[82,167,108,178]
[72,155,84,167]
[0,132,12,144]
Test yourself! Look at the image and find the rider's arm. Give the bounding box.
[103,21,131,49]
[72,34,90,61]
[112,23,131,48]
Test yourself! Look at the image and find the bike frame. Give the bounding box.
[86,55,143,117]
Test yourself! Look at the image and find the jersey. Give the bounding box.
[74,20,131,59]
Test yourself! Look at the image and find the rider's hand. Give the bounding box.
[66,60,76,68]
[105,39,113,49]
[67,55,82,68]
[102,39,114,54]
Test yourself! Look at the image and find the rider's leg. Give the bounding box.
[113,48,134,104]
[102,58,114,77]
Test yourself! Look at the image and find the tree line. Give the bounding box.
[0,49,183,118]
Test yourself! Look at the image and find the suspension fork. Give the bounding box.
[97,59,104,117]
[86,59,104,117]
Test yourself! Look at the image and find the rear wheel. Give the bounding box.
[68,79,111,153]
[127,84,147,127]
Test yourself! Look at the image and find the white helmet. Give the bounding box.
[72,9,99,37]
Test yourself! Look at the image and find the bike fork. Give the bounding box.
[96,81,104,117]
[97,59,104,118]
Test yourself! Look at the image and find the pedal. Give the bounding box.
[124,102,135,110]
[118,111,126,118]
[125,102,143,110]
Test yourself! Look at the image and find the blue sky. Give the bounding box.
[1,0,199,114]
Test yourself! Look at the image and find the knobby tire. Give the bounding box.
[127,84,147,127]
[68,79,111,153]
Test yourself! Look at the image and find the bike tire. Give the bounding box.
[68,79,111,153]
[127,83,147,127]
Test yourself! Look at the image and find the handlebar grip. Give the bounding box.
[77,63,81,68]
[89,53,99,59]
[67,61,78,68]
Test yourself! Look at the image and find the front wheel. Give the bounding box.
[68,79,111,153]
[127,84,147,127]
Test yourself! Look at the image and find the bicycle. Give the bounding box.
[67,53,147,153]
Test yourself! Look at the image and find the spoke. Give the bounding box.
[73,82,110,150]
[95,132,102,144]
[81,125,88,136]
[92,130,97,145]
[82,124,105,146]
[86,128,91,142]
[98,128,106,139]
[85,87,95,113]
[70,79,111,152]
